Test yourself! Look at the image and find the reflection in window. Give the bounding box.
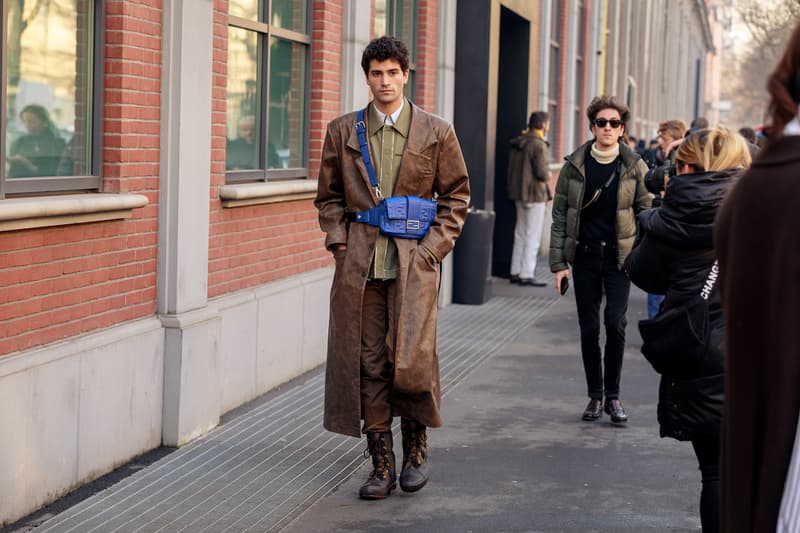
[271,0,307,33]
[229,0,258,21]
[268,37,306,169]
[226,27,260,171]
[226,0,310,181]
[374,1,387,38]
[4,0,94,184]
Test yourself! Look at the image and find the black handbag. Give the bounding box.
[638,261,719,377]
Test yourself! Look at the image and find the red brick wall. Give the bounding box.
[308,0,343,181]
[415,0,437,111]
[0,0,161,357]
[0,1,443,354]
[207,0,338,299]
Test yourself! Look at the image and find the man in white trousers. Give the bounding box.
[507,111,551,286]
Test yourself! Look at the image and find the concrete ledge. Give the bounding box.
[219,180,317,208]
[0,317,164,525]
[0,317,163,379]
[0,193,149,232]
[212,266,332,412]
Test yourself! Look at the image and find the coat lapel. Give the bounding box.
[394,104,437,197]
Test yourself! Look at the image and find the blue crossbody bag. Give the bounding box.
[351,108,436,240]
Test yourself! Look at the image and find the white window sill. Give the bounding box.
[219,180,317,208]
[0,193,149,232]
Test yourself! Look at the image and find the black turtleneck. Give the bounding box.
[579,152,619,243]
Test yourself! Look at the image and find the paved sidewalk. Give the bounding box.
[7,276,702,532]
[282,281,701,533]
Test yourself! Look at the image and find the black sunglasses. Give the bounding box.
[593,118,623,128]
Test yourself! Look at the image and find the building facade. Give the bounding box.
[0,0,716,524]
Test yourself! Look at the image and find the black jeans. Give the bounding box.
[691,436,720,533]
[572,240,630,400]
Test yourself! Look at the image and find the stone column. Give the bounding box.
[158,0,221,446]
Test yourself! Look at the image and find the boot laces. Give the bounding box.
[364,437,390,480]
[406,430,427,466]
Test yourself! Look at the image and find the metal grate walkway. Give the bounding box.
[36,295,556,533]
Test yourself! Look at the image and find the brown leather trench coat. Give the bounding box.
[315,102,470,437]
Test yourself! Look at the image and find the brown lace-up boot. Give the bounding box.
[399,418,429,492]
[358,432,397,500]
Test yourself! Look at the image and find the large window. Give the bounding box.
[573,0,586,150]
[374,0,417,101]
[226,0,310,182]
[1,0,102,198]
[548,0,562,160]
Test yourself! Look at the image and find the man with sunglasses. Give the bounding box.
[550,95,651,424]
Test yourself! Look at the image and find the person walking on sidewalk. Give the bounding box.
[315,36,470,500]
[507,111,552,287]
[626,127,751,533]
[549,95,651,424]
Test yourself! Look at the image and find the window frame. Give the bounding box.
[225,1,312,184]
[373,0,418,101]
[573,0,586,150]
[0,0,104,199]
[548,0,562,160]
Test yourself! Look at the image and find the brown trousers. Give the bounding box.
[360,279,397,433]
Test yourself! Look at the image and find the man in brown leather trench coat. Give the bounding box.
[315,36,470,500]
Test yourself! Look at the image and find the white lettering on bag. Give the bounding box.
[701,261,719,300]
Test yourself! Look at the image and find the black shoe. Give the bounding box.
[604,399,628,423]
[582,399,603,421]
[509,275,521,285]
[519,278,547,287]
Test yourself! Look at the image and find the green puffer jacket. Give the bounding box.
[549,141,651,272]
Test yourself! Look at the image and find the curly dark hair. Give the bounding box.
[361,36,410,75]
[585,95,630,128]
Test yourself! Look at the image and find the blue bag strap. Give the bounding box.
[355,108,381,197]
[354,204,383,227]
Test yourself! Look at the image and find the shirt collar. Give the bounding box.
[378,98,404,125]
[368,98,409,137]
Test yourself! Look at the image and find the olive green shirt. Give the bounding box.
[367,99,411,279]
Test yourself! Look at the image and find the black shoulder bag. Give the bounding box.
[638,260,720,377]
[582,158,620,210]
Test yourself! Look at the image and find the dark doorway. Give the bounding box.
[492,7,530,278]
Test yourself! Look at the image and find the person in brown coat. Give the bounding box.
[715,20,800,533]
[315,36,470,500]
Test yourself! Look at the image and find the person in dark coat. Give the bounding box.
[715,20,800,533]
[625,127,751,533]
[7,104,66,178]
[550,95,651,424]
